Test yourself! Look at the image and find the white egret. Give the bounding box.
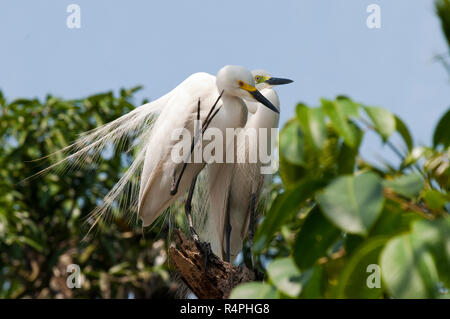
[135,65,279,236]
[199,70,292,262]
[32,66,279,238]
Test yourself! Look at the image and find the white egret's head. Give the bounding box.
[216,65,279,113]
[252,69,294,90]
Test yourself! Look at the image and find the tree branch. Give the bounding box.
[383,189,434,219]
[169,229,255,299]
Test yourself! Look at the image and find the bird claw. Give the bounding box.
[190,226,199,242]
[194,239,212,271]
[254,269,264,281]
[189,224,211,270]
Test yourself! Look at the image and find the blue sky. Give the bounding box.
[1,0,448,165]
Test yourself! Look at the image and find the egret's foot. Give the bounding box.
[248,256,264,280]
[254,269,264,281]
[194,239,212,271]
[189,226,199,242]
[250,255,255,271]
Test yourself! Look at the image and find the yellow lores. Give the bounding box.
[254,75,270,84]
[238,80,257,92]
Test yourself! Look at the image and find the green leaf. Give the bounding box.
[229,282,278,299]
[279,119,305,166]
[436,0,450,47]
[321,98,359,147]
[411,218,450,286]
[380,233,441,298]
[255,179,325,251]
[337,122,363,174]
[316,172,384,235]
[18,236,44,252]
[368,201,422,237]
[364,106,396,140]
[337,144,359,174]
[267,257,306,297]
[422,189,448,211]
[395,115,413,151]
[336,96,360,117]
[293,207,341,270]
[300,266,323,298]
[278,155,306,188]
[296,104,327,151]
[433,107,450,148]
[383,173,424,198]
[335,236,387,298]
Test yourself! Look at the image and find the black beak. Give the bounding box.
[265,77,294,85]
[250,89,279,114]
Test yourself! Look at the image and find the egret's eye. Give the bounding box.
[255,76,261,82]
[238,80,244,87]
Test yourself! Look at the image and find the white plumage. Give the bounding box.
[34,65,290,264]
[201,73,282,261]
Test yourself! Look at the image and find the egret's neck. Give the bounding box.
[249,89,280,129]
[221,93,244,111]
[221,93,248,127]
[251,106,279,129]
[221,93,239,106]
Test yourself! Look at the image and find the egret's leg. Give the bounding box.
[225,192,232,263]
[202,90,223,132]
[248,193,257,269]
[185,175,199,241]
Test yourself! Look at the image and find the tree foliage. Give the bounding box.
[231,1,449,299]
[232,96,449,299]
[0,88,177,298]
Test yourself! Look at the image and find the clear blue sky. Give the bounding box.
[1,0,448,166]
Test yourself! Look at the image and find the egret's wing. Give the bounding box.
[26,90,174,181]
[85,127,153,232]
[21,90,176,234]
[86,73,217,231]
[137,72,219,227]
